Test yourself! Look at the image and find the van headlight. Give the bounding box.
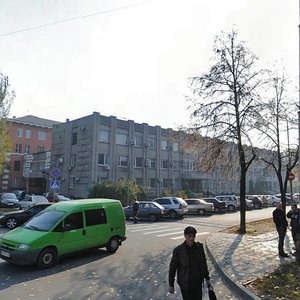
[18,243,30,250]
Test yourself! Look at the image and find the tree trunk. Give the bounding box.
[239,165,247,234]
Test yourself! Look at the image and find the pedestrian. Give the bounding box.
[273,201,289,257]
[286,204,300,255]
[19,188,27,200]
[169,226,211,300]
[132,200,139,224]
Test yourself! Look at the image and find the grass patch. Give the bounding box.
[246,262,300,299]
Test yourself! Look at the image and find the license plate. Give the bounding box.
[1,250,11,258]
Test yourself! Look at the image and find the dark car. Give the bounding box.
[245,195,263,209]
[124,201,165,222]
[203,198,227,213]
[0,203,52,229]
[0,192,20,208]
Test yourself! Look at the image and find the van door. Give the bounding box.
[84,208,110,248]
[57,212,87,254]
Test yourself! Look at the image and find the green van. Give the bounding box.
[0,199,126,268]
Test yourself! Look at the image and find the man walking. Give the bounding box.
[273,202,289,257]
[169,226,211,300]
[132,200,139,224]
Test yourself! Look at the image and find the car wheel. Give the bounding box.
[214,207,220,213]
[149,214,157,222]
[169,210,177,219]
[106,237,120,253]
[37,248,57,269]
[228,205,235,212]
[198,209,205,215]
[254,203,260,209]
[6,218,18,229]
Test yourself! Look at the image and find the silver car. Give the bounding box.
[152,197,188,219]
[185,198,214,215]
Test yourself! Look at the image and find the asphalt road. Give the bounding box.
[0,208,274,299]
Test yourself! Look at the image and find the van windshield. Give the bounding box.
[23,210,65,232]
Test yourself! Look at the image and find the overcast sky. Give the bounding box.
[0,0,298,129]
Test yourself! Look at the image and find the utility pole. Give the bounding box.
[298,0,300,195]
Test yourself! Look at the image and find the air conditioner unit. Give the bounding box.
[104,165,110,170]
[145,159,150,167]
[58,157,63,163]
[79,125,86,131]
[130,140,136,145]
[145,142,150,147]
[68,166,73,171]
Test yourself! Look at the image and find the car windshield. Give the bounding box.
[23,210,65,232]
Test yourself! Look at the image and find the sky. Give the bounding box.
[0,0,299,130]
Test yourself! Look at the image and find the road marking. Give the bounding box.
[142,228,183,234]
[156,231,184,237]
[129,226,169,232]
[170,232,210,240]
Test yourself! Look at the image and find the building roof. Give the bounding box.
[8,115,61,128]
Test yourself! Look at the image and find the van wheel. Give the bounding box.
[37,248,57,269]
[198,209,205,215]
[149,214,157,222]
[6,218,18,229]
[169,210,177,219]
[106,237,119,253]
[227,205,235,212]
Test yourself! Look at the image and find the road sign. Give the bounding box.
[288,172,295,181]
[50,180,60,190]
[51,168,61,178]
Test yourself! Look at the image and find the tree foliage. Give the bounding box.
[0,73,14,174]
[185,30,266,233]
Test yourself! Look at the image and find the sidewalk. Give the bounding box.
[205,229,294,300]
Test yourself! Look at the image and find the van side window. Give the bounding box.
[65,212,83,230]
[85,208,107,226]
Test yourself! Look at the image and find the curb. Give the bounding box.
[205,238,261,300]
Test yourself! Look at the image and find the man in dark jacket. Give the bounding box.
[132,200,139,224]
[273,201,289,257]
[287,204,300,255]
[169,226,211,300]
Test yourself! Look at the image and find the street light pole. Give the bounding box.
[298,0,300,195]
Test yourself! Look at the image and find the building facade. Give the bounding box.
[0,115,60,193]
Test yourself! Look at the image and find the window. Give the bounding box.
[72,132,77,145]
[119,155,128,167]
[24,145,30,154]
[37,146,45,153]
[99,130,109,142]
[147,158,156,168]
[70,154,76,166]
[148,178,156,188]
[183,160,195,171]
[98,153,109,165]
[116,133,128,145]
[155,198,171,205]
[135,178,143,186]
[135,157,143,168]
[161,140,168,150]
[69,177,76,189]
[64,212,83,230]
[15,144,22,153]
[161,160,169,169]
[148,138,156,148]
[135,135,143,147]
[38,131,46,140]
[162,179,169,188]
[25,129,32,138]
[85,209,107,226]
[172,160,179,170]
[173,142,179,151]
[16,128,23,137]
[14,160,20,171]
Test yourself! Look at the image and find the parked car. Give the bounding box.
[203,198,227,213]
[124,201,165,221]
[266,195,281,207]
[0,203,53,229]
[185,198,214,215]
[56,195,71,201]
[152,197,188,219]
[0,193,20,208]
[18,195,49,210]
[257,195,268,207]
[215,195,240,212]
[235,196,253,210]
[245,195,263,209]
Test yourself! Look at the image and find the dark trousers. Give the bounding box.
[277,226,287,255]
[180,286,202,300]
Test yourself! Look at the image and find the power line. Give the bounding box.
[0,1,149,37]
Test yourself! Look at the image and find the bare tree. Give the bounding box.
[185,30,266,233]
[255,71,298,213]
[0,73,14,174]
